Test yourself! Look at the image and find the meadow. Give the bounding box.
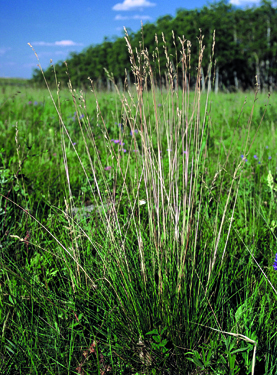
[1,33,277,374]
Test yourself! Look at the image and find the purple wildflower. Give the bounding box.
[73,142,76,146]
[34,101,38,106]
[28,101,32,105]
[254,155,258,159]
[158,103,162,107]
[122,149,126,153]
[130,129,138,136]
[113,140,120,144]
[273,253,277,271]
[79,114,84,119]
[104,166,112,171]
[269,156,272,160]
[266,146,269,149]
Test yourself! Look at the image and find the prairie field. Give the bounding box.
[1,36,277,375]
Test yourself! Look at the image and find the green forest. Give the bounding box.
[31,0,277,92]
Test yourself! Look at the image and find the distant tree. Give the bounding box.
[31,0,277,92]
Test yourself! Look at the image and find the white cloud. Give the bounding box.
[115,14,152,20]
[0,62,16,66]
[229,0,260,5]
[23,63,39,68]
[133,14,152,19]
[113,0,156,11]
[0,47,11,55]
[55,40,82,46]
[115,14,129,20]
[31,40,83,47]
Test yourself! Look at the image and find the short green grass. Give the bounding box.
[1,31,277,375]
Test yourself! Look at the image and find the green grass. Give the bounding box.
[1,32,277,375]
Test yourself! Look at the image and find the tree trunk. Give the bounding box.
[253,52,260,90]
[118,77,123,92]
[234,70,238,91]
[107,77,111,92]
[215,66,219,94]
[201,67,205,92]
[208,73,211,93]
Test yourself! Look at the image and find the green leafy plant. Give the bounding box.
[145,327,169,364]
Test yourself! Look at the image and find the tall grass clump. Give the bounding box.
[1,27,277,374]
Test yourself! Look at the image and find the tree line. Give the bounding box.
[31,0,277,92]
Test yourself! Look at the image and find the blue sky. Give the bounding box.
[1,0,261,79]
